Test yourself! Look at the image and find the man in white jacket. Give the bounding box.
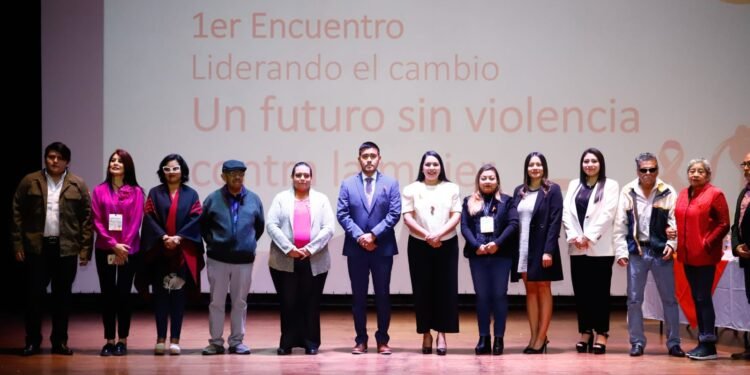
[613,152,685,358]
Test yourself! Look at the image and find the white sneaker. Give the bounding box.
[169,343,181,355]
[154,342,166,355]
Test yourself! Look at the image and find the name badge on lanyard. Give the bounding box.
[109,214,123,231]
[480,216,494,233]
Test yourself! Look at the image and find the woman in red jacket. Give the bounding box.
[674,158,729,360]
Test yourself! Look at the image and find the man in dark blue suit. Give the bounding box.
[337,141,401,355]
[731,151,750,361]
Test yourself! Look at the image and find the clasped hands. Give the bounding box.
[286,246,311,260]
[475,242,498,255]
[358,232,378,251]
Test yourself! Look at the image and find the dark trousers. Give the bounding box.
[270,260,327,350]
[347,252,393,345]
[24,240,78,346]
[744,264,750,304]
[469,256,512,337]
[570,255,614,334]
[684,264,717,343]
[408,236,459,334]
[153,266,188,340]
[95,249,136,340]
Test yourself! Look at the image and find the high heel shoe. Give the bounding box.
[422,333,433,354]
[492,337,504,355]
[475,336,491,355]
[575,331,593,353]
[524,337,548,354]
[436,333,447,356]
[591,333,608,355]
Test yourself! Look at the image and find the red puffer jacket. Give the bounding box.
[675,183,730,266]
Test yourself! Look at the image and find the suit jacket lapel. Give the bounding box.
[531,187,545,218]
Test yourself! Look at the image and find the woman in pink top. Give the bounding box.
[266,162,335,355]
[91,149,144,356]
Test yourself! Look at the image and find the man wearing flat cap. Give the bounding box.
[200,160,264,355]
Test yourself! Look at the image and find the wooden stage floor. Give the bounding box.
[0,308,747,374]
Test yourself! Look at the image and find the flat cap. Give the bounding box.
[222,159,246,172]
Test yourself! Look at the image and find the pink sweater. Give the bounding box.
[91,182,145,254]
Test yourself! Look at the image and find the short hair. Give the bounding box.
[290,161,313,178]
[106,149,140,187]
[358,141,380,156]
[157,153,189,184]
[45,141,71,162]
[687,158,712,178]
[416,150,450,182]
[634,152,658,168]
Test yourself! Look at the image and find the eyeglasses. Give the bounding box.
[741,162,750,168]
[639,168,657,174]
[162,166,181,173]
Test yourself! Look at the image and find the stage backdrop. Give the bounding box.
[41,0,750,295]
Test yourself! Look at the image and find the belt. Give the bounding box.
[43,236,60,245]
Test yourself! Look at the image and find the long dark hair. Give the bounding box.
[105,149,140,187]
[157,153,190,184]
[521,151,551,198]
[578,147,606,203]
[416,150,450,182]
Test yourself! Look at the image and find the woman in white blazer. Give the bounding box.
[562,148,619,355]
[266,162,336,355]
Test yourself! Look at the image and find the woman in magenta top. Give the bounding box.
[91,149,144,356]
[266,162,336,355]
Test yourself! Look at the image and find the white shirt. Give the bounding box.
[634,184,656,242]
[401,181,461,241]
[43,169,66,237]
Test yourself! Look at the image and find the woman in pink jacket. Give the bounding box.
[674,158,730,360]
[91,149,145,356]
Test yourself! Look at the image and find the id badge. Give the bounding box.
[109,214,123,231]
[107,254,116,265]
[480,216,494,233]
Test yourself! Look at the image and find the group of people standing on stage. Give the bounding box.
[10,141,750,361]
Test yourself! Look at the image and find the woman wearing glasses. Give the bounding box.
[139,154,204,355]
[562,148,619,354]
[91,149,144,356]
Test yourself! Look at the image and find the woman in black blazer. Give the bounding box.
[512,152,564,354]
[460,164,518,355]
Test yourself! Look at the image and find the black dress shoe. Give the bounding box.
[305,347,318,355]
[668,345,685,358]
[474,336,491,355]
[100,343,115,357]
[277,347,292,355]
[22,344,41,356]
[492,337,504,355]
[629,344,644,357]
[52,343,74,355]
[113,342,127,356]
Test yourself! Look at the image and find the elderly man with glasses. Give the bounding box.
[613,152,685,358]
